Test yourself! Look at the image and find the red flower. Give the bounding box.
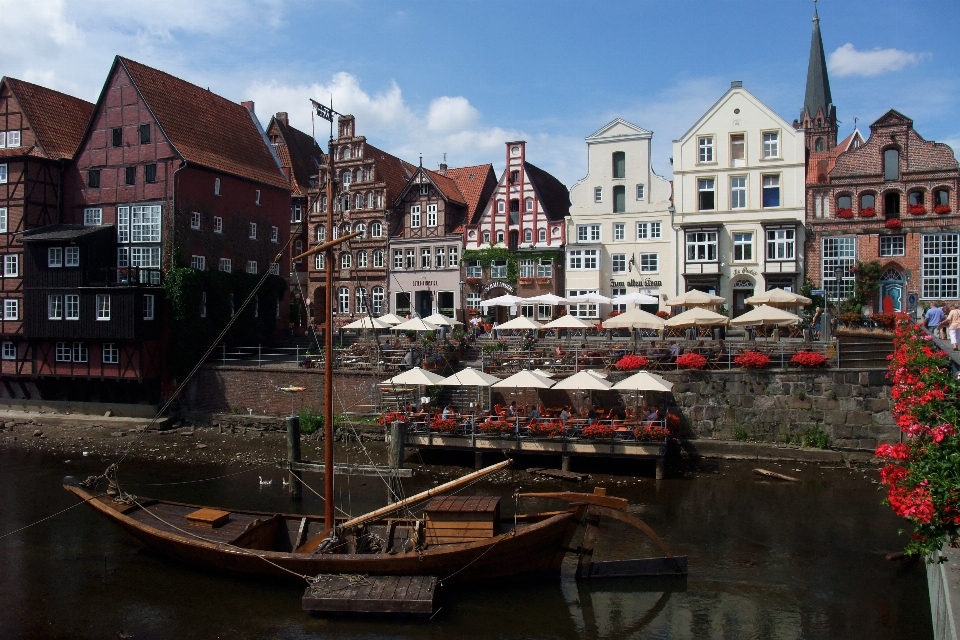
[528,421,564,437]
[616,354,649,371]
[875,442,911,460]
[583,423,616,439]
[885,218,902,230]
[666,413,681,430]
[634,426,670,441]
[656,310,671,319]
[837,207,854,218]
[859,206,877,218]
[791,351,827,368]
[909,204,926,215]
[734,350,770,369]
[676,353,707,369]
[935,204,951,215]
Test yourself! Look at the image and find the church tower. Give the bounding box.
[800,4,837,153]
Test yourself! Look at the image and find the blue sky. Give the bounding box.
[2,0,958,187]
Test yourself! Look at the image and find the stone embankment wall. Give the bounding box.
[181,365,897,450]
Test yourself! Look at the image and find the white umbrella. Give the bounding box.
[531,369,555,378]
[437,367,501,387]
[602,308,665,330]
[612,371,674,392]
[744,288,812,307]
[492,370,555,389]
[377,314,406,325]
[665,290,726,307]
[585,370,609,379]
[423,313,462,326]
[568,293,612,305]
[729,304,802,327]
[496,316,544,331]
[543,314,594,329]
[524,293,571,305]
[663,307,730,328]
[481,294,524,308]
[381,367,446,386]
[343,317,391,330]
[391,318,442,332]
[612,292,659,305]
[551,370,613,391]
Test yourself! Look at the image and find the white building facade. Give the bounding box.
[672,82,806,316]
[566,119,673,318]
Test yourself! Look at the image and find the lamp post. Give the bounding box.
[459,279,465,324]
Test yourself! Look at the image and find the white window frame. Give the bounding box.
[537,258,552,278]
[636,184,645,200]
[143,294,155,320]
[84,208,103,226]
[698,136,714,163]
[762,131,780,159]
[357,250,368,268]
[373,250,384,268]
[730,176,747,209]
[55,342,71,362]
[420,248,431,269]
[214,216,223,234]
[190,211,201,229]
[65,294,79,320]
[338,287,350,314]
[519,259,535,279]
[219,258,232,272]
[611,253,627,274]
[636,221,662,240]
[686,231,718,263]
[490,260,507,279]
[371,222,382,238]
[427,204,438,227]
[435,247,445,268]
[576,224,601,243]
[762,174,781,209]
[4,299,17,320]
[255,189,261,205]
[191,255,206,270]
[48,295,63,319]
[315,253,325,270]
[65,247,79,267]
[594,187,602,203]
[103,343,119,364]
[130,205,161,242]
[613,223,625,241]
[0,164,7,185]
[497,200,505,213]
[766,228,795,261]
[638,253,659,273]
[0,207,6,233]
[393,250,403,269]
[6,254,22,277]
[96,294,110,321]
[922,233,960,299]
[733,232,754,262]
[821,236,857,301]
[448,246,459,267]
[271,226,279,243]
[538,228,546,242]
[698,178,716,211]
[1,341,16,360]
[214,177,221,195]
[465,261,482,278]
[48,247,63,268]
[2,131,15,148]
[72,342,88,363]
[567,289,600,318]
[567,249,599,270]
[880,235,905,257]
[466,293,481,310]
[249,222,257,240]
[372,287,384,315]
[410,205,421,228]
[341,252,352,269]
[247,260,258,274]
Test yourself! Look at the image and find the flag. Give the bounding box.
[310,99,334,122]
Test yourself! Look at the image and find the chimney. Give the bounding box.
[730,81,742,89]
[241,100,255,113]
[439,163,447,174]
[276,112,288,125]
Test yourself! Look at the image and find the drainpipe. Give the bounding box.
[669,203,678,300]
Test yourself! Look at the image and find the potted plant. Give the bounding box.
[790,351,828,368]
[885,218,902,230]
[734,350,771,369]
[615,354,649,371]
[676,353,707,369]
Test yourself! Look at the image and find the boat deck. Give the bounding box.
[302,574,437,615]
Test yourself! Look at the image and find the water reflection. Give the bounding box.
[0,448,933,639]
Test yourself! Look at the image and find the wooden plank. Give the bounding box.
[185,508,231,528]
[579,556,688,578]
[519,491,628,510]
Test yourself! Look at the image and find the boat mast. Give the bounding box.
[323,102,336,534]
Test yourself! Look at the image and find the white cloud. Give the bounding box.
[426,96,479,133]
[828,43,928,78]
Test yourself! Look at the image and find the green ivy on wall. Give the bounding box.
[462,248,563,285]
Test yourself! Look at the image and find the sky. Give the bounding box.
[2,0,958,188]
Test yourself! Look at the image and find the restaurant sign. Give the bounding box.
[610,278,662,288]
[482,281,515,293]
[412,280,439,287]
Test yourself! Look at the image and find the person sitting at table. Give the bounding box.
[528,405,541,421]
[613,398,627,422]
[668,341,680,360]
[711,339,726,359]
[560,406,571,426]
[442,404,453,420]
[586,405,599,425]
[383,338,392,350]
[506,401,518,418]
[646,406,660,423]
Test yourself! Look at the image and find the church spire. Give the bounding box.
[800,1,837,150]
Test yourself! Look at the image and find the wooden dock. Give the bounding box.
[302,574,437,615]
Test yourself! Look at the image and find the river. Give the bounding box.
[0,447,932,639]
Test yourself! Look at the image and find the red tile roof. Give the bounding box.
[267,116,323,197]
[806,130,862,185]
[445,164,497,222]
[423,168,466,205]
[2,77,94,160]
[365,143,415,202]
[117,57,289,190]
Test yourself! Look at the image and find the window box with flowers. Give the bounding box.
[465,278,481,286]
[837,208,854,219]
[790,351,827,368]
[935,205,952,215]
[885,218,902,230]
[909,204,926,215]
[518,277,534,284]
[859,206,876,218]
[656,310,670,319]
[634,425,670,441]
[675,353,707,369]
[535,277,551,284]
[467,307,481,314]
[583,423,617,439]
[734,350,771,369]
[616,354,649,371]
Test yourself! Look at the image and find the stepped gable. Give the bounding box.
[117,57,288,189]
[2,77,94,160]
[806,130,864,184]
[524,161,570,220]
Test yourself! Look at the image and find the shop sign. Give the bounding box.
[412,280,438,287]
[610,278,662,288]
[483,281,515,293]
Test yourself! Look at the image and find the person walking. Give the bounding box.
[947,304,960,351]
[926,300,946,339]
[811,306,822,341]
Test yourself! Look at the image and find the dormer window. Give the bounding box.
[419,184,429,196]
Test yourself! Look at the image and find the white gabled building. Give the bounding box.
[672,81,806,316]
[566,119,673,318]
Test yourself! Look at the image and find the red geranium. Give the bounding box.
[430,417,459,433]
[656,310,671,319]
[583,423,616,439]
[634,425,670,441]
[734,350,771,369]
[860,206,877,217]
[666,413,681,431]
[837,208,854,218]
[616,354,649,371]
[935,205,952,215]
[791,351,827,368]
[528,421,564,437]
[909,204,926,215]
[478,419,512,435]
[885,218,902,230]
[675,353,707,369]
[871,312,897,329]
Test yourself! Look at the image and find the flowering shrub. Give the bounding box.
[871,312,898,329]
[656,310,671,319]
[635,425,670,441]
[616,354,649,371]
[936,205,952,215]
[791,351,827,368]
[837,207,854,218]
[734,350,771,369]
[860,206,877,218]
[839,311,863,326]
[430,417,459,433]
[675,353,707,369]
[876,316,960,557]
[909,204,927,215]
[478,419,512,435]
[528,421,564,437]
[885,218,903,230]
[378,411,401,425]
[583,423,616,439]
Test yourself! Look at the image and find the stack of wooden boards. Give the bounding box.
[423,496,500,545]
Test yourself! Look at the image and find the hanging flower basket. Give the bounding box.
[676,353,707,369]
[859,206,877,218]
[734,350,771,369]
[909,204,927,215]
[790,351,827,368]
[616,354,649,371]
[885,218,902,230]
[935,205,952,215]
[837,208,854,219]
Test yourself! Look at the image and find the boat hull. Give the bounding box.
[65,485,582,583]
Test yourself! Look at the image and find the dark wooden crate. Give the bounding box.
[302,574,436,615]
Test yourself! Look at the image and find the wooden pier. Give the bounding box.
[302,574,437,615]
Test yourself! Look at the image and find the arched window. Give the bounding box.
[342,171,351,186]
[883,149,900,180]
[837,195,852,216]
[342,223,351,236]
[370,221,382,237]
[908,191,924,206]
[496,231,504,243]
[356,169,363,183]
[316,225,326,242]
[373,249,384,267]
[355,288,367,313]
[814,137,824,152]
[355,223,366,238]
[333,226,339,239]
[372,286,384,314]
[612,151,625,179]
[341,196,350,211]
[884,191,901,218]
[881,267,902,282]
[341,252,352,269]
[368,192,375,208]
[525,198,534,212]
[524,229,532,243]
[355,193,363,209]
[337,287,350,314]
[860,193,875,209]
[357,250,367,268]
[342,147,351,160]
[935,189,951,213]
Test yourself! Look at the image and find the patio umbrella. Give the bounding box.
[744,288,812,307]
[423,313,462,326]
[496,316,544,331]
[665,290,726,307]
[481,294,525,308]
[729,304,802,327]
[663,307,730,328]
[524,293,571,304]
[602,308,665,330]
[568,293,612,305]
[391,318,442,332]
[585,370,609,379]
[543,314,594,329]
[381,367,446,386]
[531,369,555,378]
[492,370,556,389]
[612,371,674,392]
[611,292,659,305]
[343,317,391,330]
[377,313,406,325]
[551,370,613,391]
[437,367,501,386]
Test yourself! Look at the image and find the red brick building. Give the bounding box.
[801,13,960,312]
[0,78,94,392]
[307,115,415,328]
